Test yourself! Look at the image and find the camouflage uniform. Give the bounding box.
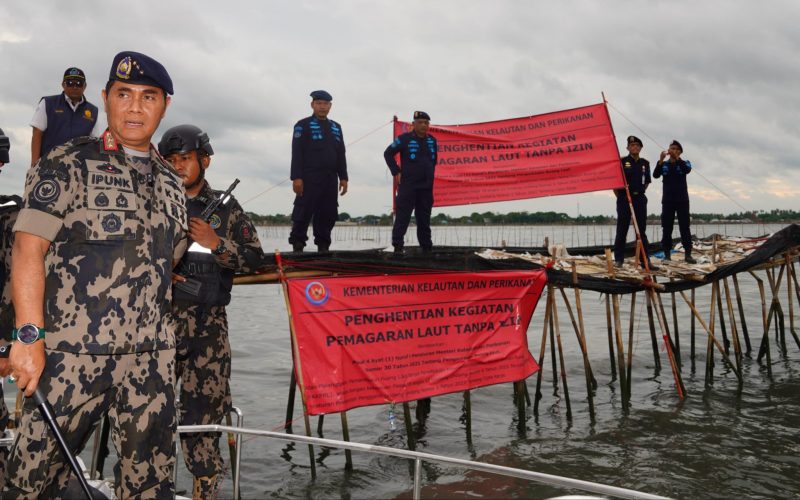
[6,131,187,499]
[173,181,262,494]
[0,195,20,490]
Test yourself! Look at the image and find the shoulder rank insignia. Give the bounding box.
[102,130,119,151]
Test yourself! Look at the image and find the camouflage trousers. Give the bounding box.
[4,349,176,499]
[174,303,232,479]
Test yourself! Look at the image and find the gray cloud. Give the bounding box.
[2,0,798,217]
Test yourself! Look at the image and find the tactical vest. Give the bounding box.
[173,190,234,306]
[41,94,98,157]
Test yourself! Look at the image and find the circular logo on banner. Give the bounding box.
[32,179,60,203]
[305,281,329,306]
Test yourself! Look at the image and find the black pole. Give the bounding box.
[33,388,94,500]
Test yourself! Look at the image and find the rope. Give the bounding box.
[605,100,749,212]
[241,120,393,207]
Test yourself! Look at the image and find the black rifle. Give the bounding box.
[175,178,240,297]
[0,344,95,499]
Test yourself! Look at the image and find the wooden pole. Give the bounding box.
[340,412,353,470]
[626,292,637,402]
[784,254,800,349]
[732,275,751,355]
[670,284,681,368]
[551,288,572,419]
[571,263,597,389]
[533,289,553,415]
[678,288,741,382]
[558,286,595,419]
[402,403,416,451]
[723,278,743,390]
[705,283,718,387]
[463,390,472,442]
[749,271,772,377]
[716,285,730,354]
[276,251,316,479]
[649,289,686,399]
[605,294,617,380]
[612,294,628,407]
[645,290,661,372]
[690,288,696,371]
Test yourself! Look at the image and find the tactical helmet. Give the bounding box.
[0,128,10,164]
[158,124,214,157]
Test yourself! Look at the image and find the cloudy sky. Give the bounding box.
[1,0,798,217]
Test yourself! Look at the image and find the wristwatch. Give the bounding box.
[12,323,46,345]
[212,239,228,256]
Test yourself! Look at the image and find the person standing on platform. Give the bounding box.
[6,51,186,498]
[29,67,99,166]
[653,139,696,263]
[288,90,348,253]
[613,135,652,267]
[159,124,263,498]
[384,111,438,255]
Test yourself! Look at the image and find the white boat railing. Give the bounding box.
[178,423,670,500]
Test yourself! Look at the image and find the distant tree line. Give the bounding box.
[246,209,800,226]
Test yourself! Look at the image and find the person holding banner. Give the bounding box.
[160,124,263,497]
[384,111,438,255]
[653,140,696,263]
[288,90,349,253]
[613,135,652,267]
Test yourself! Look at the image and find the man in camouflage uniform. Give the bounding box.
[159,124,263,498]
[6,51,187,498]
[0,129,15,489]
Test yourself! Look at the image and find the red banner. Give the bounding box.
[287,270,547,415]
[393,102,624,207]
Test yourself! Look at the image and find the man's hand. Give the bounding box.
[659,150,668,161]
[172,272,187,284]
[292,179,304,196]
[188,217,220,250]
[10,341,45,397]
[339,179,348,196]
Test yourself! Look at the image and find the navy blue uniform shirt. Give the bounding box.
[383,132,438,189]
[653,158,692,202]
[616,154,650,197]
[290,115,347,184]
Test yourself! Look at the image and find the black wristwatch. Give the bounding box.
[12,323,46,345]
[212,239,228,256]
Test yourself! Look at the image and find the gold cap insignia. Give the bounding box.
[116,56,132,79]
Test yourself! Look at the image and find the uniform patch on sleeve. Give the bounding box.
[32,179,61,203]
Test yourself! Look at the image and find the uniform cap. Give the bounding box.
[626,135,643,147]
[63,67,86,80]
[109,51,173,95]
[310,90,332,101]
[670,139,683,152]
[414,111,431,121]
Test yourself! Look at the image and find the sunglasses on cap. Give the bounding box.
[64,80,85,88]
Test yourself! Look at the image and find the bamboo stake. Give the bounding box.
[722,278,743,389]
[571,263,596,390]
[549,306,558,390]
[533,289,553,415]
[463,390,472,442]
[705,283,718,387]
[551,288,572,419]
[649,289,686,398]
[732,275,751,355]
[558,287,595,419]
[316,415,324,435]
[626,293,637,402]
[340,412,353,470]
[655,291,679,372]
[514,381,526,431]
[605,294,617,380]
[750,272,772,378]
[285,371,296,432]
[716,287,730,354]
[276,251,316,478]
[678,288,741,382]
[613,294,628,407]
[645,290,661,372]
[784,253,800,349]
[670,284,681,368]
[690,288,696,371]
[402,403,415,451]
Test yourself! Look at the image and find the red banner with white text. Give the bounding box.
[393,102,624,207]
[287,270,547,415]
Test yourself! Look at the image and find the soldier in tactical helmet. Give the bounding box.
[159,124,263,498]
